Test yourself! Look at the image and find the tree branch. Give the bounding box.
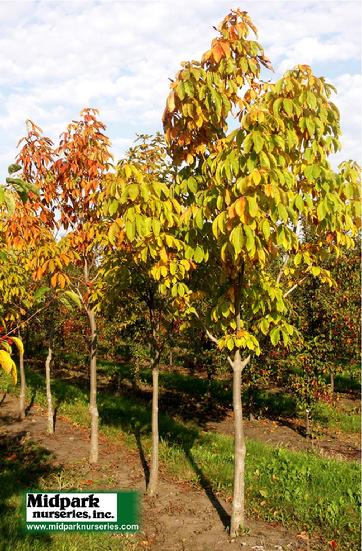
[277,255,289,284]
[283,276,308,298]
[2,304,50,339]
[205,327,219,345]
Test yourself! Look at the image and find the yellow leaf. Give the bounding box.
[167,91,175,112]
[251,169,261,185]
[235,197,246,222]
[0,350,17,384]
[10,337,24,356]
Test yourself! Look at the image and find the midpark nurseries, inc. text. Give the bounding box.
[24,491,139,532]
[27,493,104,519]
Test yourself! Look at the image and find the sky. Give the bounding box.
[0,0,361,178]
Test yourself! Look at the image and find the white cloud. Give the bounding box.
[0,0,360,176]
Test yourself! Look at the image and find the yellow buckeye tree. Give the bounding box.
[163,9,360,536]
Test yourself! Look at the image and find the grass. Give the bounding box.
[98,358,361,433]
[0,367,360,549]
[314,401,361,433]
[0,425,138,551]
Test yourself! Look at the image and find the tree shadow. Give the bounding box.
[0,391,7,406]
[25,391,36,416]
[132,425,150,488]
[0,428,59,549]
[99,393,230,529]
[53,405,59,432]
[183,445,230,530]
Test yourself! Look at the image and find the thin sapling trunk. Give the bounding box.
[147,357,160,495]
[18,330,26,420]
[45,345,54,434]
[87,307,99,464]
[84,259,99,464]
[230,351,249,537]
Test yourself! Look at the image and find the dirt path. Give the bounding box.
[0,394,326,551]
[206,413,360,462]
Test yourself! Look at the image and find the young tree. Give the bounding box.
[163,9,360,536]
[10,109,112,462]
[104,134,193,494]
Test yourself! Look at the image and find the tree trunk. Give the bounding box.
[147,362,159,495]
[87,308,99,464]
[305,407,311,438]
[230,352,249,538]
[18,330,26,420]
[19,349,26,420]
[45,345,54,434]
[330,369,334,395]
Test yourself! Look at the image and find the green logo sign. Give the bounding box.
[22,491,139,533]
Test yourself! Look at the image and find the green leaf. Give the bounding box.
[128,184,139,201]
[252,131,264,154]
[195,208,204,230]
[109,199,119,216]
[273,98,283,117]
[177,81,186,100]
[247,196,258,218]
[294,253,302,266]
[4,192,15,214]
[193,246,204,263]
[283,98,293,116]
[306,91,317,110]
[34,286,51,303]
[277,203,288,223]
[295,195,304,212]
[305,118,315,137]
[244,225,255,253]
[243,133,253,154]
[270,326,280,345]
[259,151,270,169]
[8,163,21,175]
[260,318,269,335]
[188,177,198,193]
[230,226,244,255]
[152,218,161,236]
[317,202,327,221]
[261,219,270,240]
[125,219,136,240]
[226,337,234,351]
[108,221,120,244]
[63,291,82,309]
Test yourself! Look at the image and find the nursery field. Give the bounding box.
[0,357,360,551]
[0,6,361,551]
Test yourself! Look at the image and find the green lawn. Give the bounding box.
[0,367,360,549]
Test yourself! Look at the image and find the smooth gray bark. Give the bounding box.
[45,345,54,434]
[87,307,99,464]
[19,348,26,420]
[230,352,250,537]
[147,363,159,495]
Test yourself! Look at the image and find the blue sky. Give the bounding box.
[0,0,361,178]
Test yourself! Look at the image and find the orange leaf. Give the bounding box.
[219,40,231,59]
[235,197,246,221]
[264,183,273,197]
[212,43,225,64]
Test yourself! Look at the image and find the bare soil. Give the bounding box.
[206,413,361,462]
[0,394,326,551]
[33,359,360,463]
